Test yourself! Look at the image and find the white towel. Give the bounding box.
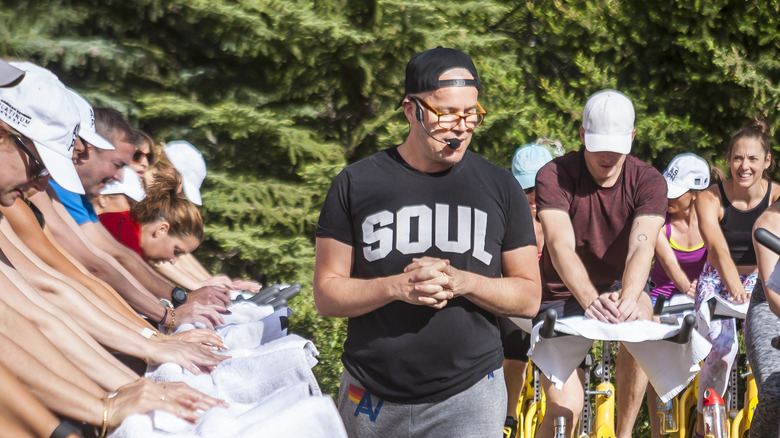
[211,336,320,404]
[215,307,292,350]
[695,295,749,340]
[232,395,347,438]
[528,316,711,402]
[223,300,276,325]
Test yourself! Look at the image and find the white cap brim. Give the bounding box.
[100,166,145,201]
[0,61,24,87]
[80,130,114,150]
[181,179,202,205]
[666,181,689,199]
[35,141,85,194]
[584,132,632,154]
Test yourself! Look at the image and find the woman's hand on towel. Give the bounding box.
[189,285,232,307]
[230,278,262,293]
[107,378,227,427]
[146,338,227,374]
[176,302,228,329]
[167,329,227,350]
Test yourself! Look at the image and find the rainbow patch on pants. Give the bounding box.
[349,384,383,421]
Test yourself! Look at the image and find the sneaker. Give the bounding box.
[503,416,518,438]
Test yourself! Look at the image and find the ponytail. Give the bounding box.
[131,171,203,241]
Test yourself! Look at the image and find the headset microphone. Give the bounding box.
[414,100,461,150]
[445,138,461,149]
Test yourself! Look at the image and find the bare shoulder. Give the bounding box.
[770,181,780,202]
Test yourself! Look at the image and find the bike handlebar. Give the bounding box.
[755,227,780,256]
[538,307,695,344]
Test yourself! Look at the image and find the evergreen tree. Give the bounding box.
[3,4,780,430]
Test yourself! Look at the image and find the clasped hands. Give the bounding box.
[584,291,644,324]
[403,257,456,309]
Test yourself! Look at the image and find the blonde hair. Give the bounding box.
[131,170,203,241]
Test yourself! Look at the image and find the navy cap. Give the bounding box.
[396,47,480,109]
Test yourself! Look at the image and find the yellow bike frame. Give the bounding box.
[729,365,757,438]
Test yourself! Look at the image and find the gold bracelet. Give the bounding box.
[166,307,176,335]
[98,395,108,438]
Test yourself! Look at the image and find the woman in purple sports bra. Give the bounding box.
[649,153,712,304]
[645,153,712,437]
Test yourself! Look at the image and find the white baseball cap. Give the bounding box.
[663,153,710,199]
[582,89,635,154]
[164,140,206,205]
[66,89,115,150]
[0,60,24,87]
[100,166,146,202]
[0,65,85,194]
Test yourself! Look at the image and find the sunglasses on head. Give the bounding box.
[13,135,49,182]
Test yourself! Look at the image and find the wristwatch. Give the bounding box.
[171,286,188,308]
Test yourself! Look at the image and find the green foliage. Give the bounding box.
[4,1,780,428]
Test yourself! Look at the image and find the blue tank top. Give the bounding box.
[718,181,772,266]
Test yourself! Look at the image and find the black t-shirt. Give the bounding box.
[316,147,535,403]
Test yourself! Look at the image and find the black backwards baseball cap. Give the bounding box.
[395,46,480,109]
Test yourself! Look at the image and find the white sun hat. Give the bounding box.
[164,140,206,205]
[582,89,635,155]
[0,64,84,194]
[66,88,115,150]
[100,166,146,202]
[0,60,24,87]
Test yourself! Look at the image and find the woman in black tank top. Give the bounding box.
[692,118,779,436]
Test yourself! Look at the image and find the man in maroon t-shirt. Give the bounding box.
[533,90,667,437]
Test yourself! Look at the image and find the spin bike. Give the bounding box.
[539,307,696,438]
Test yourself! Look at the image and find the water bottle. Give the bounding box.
[553,416,566,438]
[656,396,677,432]
[702,388,727,438]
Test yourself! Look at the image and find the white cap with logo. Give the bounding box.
[66,88,115,150]
[663,153,710,199]
[582,89,635,155]
[0,64,85,194]
[164,140,206,205]
[100,166,146,202]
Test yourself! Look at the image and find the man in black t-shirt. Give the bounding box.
[314,47,541,437]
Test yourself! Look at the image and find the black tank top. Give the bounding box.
[718,180,772,266]
[25,198,46,229]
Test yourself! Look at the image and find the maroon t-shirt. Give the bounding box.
[535,150,667,302]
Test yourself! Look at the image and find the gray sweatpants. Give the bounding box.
[337,367,506,437]
[744,286,780,437]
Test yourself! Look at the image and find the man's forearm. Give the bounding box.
[548,242,600,307]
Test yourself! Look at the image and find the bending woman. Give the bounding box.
[694,118,780,436]
[100,171,203,266]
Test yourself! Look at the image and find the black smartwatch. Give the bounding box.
[171,286,188,308]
